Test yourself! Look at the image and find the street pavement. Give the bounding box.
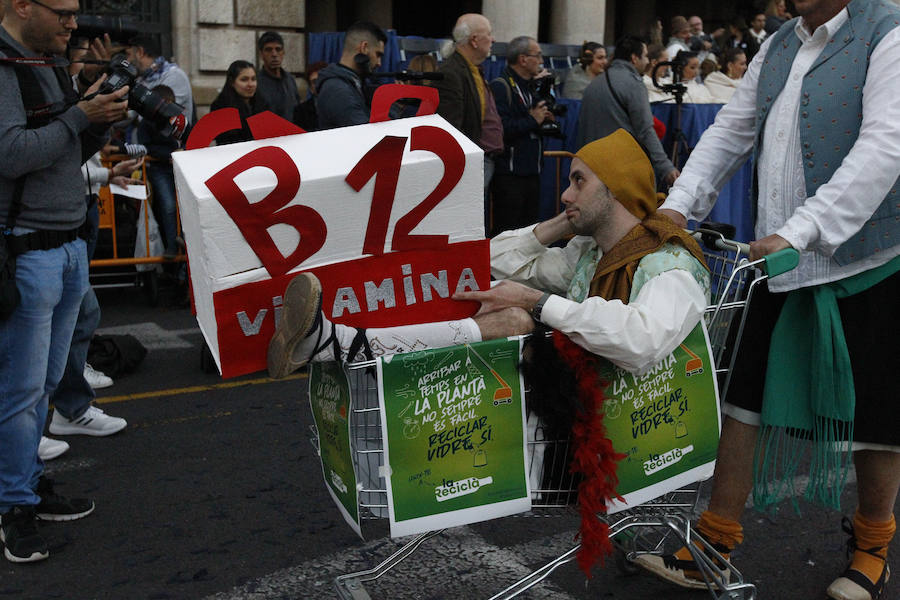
[3,283,897,600]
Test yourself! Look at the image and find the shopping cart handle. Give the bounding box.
[763,248,800,277]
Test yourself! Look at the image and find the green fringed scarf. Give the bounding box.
[753,255,900,511]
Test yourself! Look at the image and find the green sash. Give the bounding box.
[754,255,900,510]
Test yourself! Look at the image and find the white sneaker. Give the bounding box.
[49,406,127,437]
[84,364,113,389]
[37,436,70,461]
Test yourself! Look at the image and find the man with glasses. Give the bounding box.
[488,36,554,236]
[0,0,130,563]
[433,13,504,229]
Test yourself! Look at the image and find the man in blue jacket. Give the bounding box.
[488,36,553,236]
[316,21,386,130]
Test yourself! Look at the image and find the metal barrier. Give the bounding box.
[91,154,186,268]
[90,154,186,304]
[543,150,570,216]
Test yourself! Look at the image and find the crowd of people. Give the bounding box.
[3,3,900,600]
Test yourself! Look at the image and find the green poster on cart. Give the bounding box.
[598,322,721,513]
[309,361,361,537]
[377,338,530,537]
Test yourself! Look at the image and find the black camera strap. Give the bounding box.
[604,69,628,115]
[0,37,79,127]
[0,37,79,247]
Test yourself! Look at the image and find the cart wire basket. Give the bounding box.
[324,226,799,600]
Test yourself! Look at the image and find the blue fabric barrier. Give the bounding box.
[306,33,753,241]
[307,30,402,72]
[651,103,753,242]
[536,100,753,242]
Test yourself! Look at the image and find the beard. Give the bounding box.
[569,186,613,236]
[22,20,69,55]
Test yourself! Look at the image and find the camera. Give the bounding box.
[527,75,567,137]
[97,54,186,139]
[651,60,688,102]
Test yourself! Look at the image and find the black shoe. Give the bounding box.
[35,477,94,522]
[1,506,49,563]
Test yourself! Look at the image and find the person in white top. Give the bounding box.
[266,129,710,382]
[703,47,747,104]
[661,51,714,103]
[639,2,900,599]
[642,43,673,103]
[666,16,693,61]
[749,13,768,46]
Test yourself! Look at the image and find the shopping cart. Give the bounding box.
[325,226,799,600]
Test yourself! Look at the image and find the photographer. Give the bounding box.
[488,36,554,236]
[0,0,130,563]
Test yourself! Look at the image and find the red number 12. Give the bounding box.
[344,125,465,256]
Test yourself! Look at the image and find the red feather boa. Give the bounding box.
[552,331,627,578]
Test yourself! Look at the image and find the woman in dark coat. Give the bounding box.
[210,60,270,145]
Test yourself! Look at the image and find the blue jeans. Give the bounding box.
[50,202,100,420]
[49,287,99,419]
[147,163,178,252]
[0,239,88,510]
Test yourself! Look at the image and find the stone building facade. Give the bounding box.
[159,0,900,114]
[171,0,308,113]
[168,0,608,114]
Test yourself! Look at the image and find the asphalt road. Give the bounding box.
[3,282,897,600]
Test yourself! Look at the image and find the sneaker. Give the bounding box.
[37,436,70,461]
[267,273,337,378]
[84,363,113,389]
[49,405,127,437]
[1,506,49,563]
[35,477,94,522]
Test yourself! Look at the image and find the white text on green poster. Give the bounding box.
[309,362,360,535]
[599,323,721,504]
[379,338,530,531]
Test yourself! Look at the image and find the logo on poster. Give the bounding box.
[642,445,694,475]
[330,470,348,494]
[434,476,493,502]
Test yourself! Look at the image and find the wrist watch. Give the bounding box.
[530,292,551,323]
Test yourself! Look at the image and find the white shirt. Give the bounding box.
[490,226,708,375]
[666,41,689,62]
[643,74,673,104]
[82,153,110,196]
[703,71,739,104]
[749,28,768,45]
[662,10,900,292]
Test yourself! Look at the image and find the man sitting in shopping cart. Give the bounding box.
[268,128,710,380]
